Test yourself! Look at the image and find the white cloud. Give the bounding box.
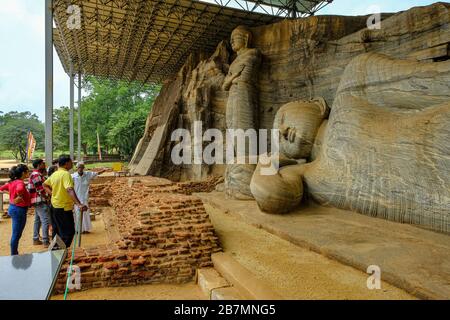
[0,1,23,15]
[0,0,44,37]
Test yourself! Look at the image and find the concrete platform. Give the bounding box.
[198,192,450,300]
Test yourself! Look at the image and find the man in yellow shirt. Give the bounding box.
[44,155,88,248]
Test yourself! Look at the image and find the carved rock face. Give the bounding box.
[231,33,247,53]
[246,98,329,211]
[223,26,262,200]
[304,53,450,233]
[230,26,252,53]
[274,99,329,160]
[251,156,305,214]
[225,162,256,200]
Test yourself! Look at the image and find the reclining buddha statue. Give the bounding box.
[250,98,329,214]
[251,53,450,234]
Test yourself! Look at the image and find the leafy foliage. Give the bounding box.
[0,77,159,161]
[79,77,160,158]
[53,106,77,152]
[0,111,44,161]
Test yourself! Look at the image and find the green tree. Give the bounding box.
[53,106,78,152]
[107,103,149,157]
[80,77,160,158]
[0,111,45,161]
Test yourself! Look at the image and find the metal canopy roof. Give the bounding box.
[53,0,332,84]
[209,1,333,17]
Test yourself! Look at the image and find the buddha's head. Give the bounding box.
[230,26,252,53]
[274,98,329,160]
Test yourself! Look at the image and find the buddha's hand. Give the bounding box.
[231,65,246,83]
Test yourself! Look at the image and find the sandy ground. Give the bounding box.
[0,159,19,169]
[0,210,205,300]
[0,160,17,184]
[0,186,416,300]
[0,210,108,256]
[52,284,206,300]
[0,167,205,300]
[206,203,416,300]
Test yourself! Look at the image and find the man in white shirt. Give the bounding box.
[72,163,106,233]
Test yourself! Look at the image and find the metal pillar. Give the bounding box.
[77,73,82,163]
[45,0,53,167]
[77,72,83,162]
[69,66,75,160]
[290,0,297,18]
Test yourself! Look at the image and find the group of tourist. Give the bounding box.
[0,155,105,256]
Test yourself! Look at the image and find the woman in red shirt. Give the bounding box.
[0,164,31,255]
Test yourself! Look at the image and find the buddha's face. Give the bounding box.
[231,31,248,53]
[278,107,309,159]
[275,100,328,160]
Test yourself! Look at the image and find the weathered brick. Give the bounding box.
[104,262,119,270]
[54,177,222,295]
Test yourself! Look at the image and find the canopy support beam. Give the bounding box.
[70,65,75,161]
[45,0,53,167]
[77,73,82,163]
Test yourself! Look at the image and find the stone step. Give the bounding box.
[211,253,283,300]
[196,268,243,300]
[211,286,243,300]
[200,192,450,300]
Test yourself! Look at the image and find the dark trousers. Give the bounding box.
[33,203,51,242]
[8,204,28,255]
[50,206,75,248]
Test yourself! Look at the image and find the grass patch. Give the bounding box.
[84,162,129,170]
[0,150,68,161]
[0,150,24,160]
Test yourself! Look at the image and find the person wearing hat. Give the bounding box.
[71,163,106,234]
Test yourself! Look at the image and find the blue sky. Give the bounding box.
[0,0,439,121]
[317,0,438,15]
